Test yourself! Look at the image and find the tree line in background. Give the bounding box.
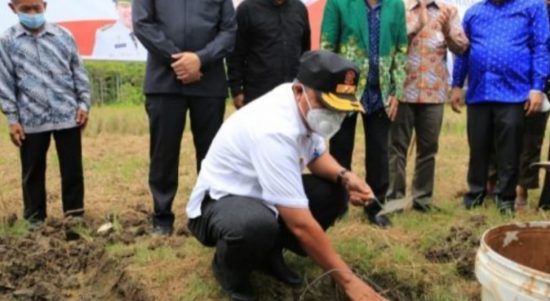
[85,61,146,105]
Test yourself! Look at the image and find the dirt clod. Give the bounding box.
[468,215,487,228]
[0,216,151,301]
[424,217,485,280]
[176,226,190,237]
[6,214,17,227]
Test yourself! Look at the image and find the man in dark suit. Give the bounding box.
[227,0,311,108]
[132,0,237,235]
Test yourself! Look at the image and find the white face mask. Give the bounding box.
[301,85,346,139]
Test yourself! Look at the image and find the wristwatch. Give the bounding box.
[335,168,349,185]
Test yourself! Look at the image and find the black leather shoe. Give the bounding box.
[495,197,515,217]
[151,225,173,236]
[366,213,392,228]
[26,219,45,231]
[212,258,257,301]
[260,250,302,286]
[464,196,484,209]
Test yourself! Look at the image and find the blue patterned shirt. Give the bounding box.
[361,0,384,115]
[452,0,550,104]
[0,23,91,133]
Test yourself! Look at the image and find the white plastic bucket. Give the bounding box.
[476,222,550,301]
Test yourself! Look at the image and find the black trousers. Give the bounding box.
[187,175,347,288]
[146,94,225,228]
[539,128,550,209]
[539,147,550,208]
[465,103,524,207]
[518,112,549,189]
[329,109,390,214]
[488,111,549,189]
[20,127,84,221]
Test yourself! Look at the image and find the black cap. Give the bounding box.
[297,50,364,113]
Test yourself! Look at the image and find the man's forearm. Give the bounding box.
[308,152,345,182]
[452,53,468,88]
[297,223,353,284]
[279,208,354,286]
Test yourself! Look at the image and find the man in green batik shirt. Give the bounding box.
[321,0,408,228]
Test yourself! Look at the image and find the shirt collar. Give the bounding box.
[408,0,438,11]
[14,22,56,38]
[484,0,512,5]
[366,0,383,10]
[291,87,309,136]
[266,0,288,7]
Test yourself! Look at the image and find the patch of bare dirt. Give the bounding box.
[424,215,486,280]
[0,215,152,301]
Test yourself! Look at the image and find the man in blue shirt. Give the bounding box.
[450,0,550,214]
[0,0,91,227]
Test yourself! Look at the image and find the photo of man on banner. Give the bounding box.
[91,0,146,61]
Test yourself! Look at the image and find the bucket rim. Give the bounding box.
[479,221,550,280]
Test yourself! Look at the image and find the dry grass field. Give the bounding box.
[0,103,548,301]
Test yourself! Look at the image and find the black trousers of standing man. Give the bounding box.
[20,127,84,221]
[464,103,524,210]
[329,108,390,216]
[146,94,225,228]
[187,175,348,292]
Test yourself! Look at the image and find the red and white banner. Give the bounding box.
[2,0,119,58]
[0,0,478,62]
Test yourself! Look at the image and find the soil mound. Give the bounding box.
[0,216,151,301]
[424,215,486,279]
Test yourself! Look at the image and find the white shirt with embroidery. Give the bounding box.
[186,83,325,218]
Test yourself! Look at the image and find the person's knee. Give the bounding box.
[241,215,279,247]
[217,216,278,268]
[221,213,279,247]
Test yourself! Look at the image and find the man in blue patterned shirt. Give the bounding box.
[450,0,550,215]
[0,0,91,227]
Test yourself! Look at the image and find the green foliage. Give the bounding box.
[179,273,220,301]
[133,244,177,265]
[0,217,28,238]
[85,61,146,105]
[84,104,149,136]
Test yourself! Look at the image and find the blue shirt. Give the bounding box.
[361,0,384,114]
[452,0,550,104]
[0,23,90,133]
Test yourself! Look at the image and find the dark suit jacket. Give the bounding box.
[226,0,311,102]
[133,0,237,97]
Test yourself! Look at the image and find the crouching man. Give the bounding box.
[186,50,387,301]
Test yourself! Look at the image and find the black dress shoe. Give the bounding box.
[212,258,257,301]
[464,196,484,210]
[260,250,302,286]
[366,213,392,228]
[151,225,173,236]
[496,198,515,217]
[26,219,45,231]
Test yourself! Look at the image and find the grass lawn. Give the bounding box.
[0,103,548,301]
